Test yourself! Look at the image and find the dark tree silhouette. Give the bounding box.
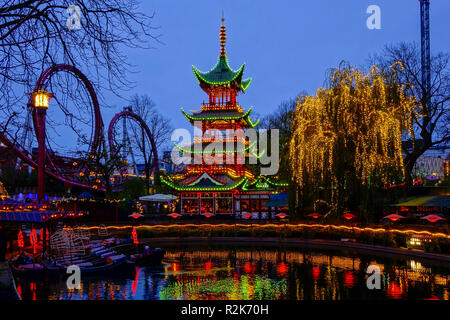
[371,43,450,184]
[128,94,172,187]
[1,0,160,132]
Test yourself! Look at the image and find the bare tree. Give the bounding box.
[0,0,160,150]
[129,94,172,186]
[370,43,450,184]
[83,141,124,196]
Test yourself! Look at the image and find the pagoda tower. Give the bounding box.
[161,18,287,218]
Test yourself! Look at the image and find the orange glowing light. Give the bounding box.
[71,223,450,240]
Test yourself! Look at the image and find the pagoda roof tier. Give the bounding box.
[193,56,252,92]
[174,140,256,155]
[181,107,260,128]
[160,172,248,192]
[241,175,289,192]
[161,171,288,193]
[170,166,256,181]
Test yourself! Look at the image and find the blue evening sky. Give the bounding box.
[102,0,450,134]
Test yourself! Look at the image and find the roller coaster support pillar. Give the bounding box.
[37,109,46,203]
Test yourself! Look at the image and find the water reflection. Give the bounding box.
[15,246,449,300]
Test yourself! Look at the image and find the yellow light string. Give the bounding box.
[71,223,450,240]
[289,64,417,213]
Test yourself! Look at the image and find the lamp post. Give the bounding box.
[31,90,53,204]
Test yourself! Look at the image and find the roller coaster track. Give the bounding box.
[0,64,159,192]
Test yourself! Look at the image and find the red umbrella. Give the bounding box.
[383,214,406,222]
[202,213,214,218]
[275,213,289,219]
[420,214,446,223]
[343,212,357,220]
[242,212,253,219]
[307,212,321,219]
[128,212,144,219]
[167,212,182,219]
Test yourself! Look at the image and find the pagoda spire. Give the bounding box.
[219,13,227,57]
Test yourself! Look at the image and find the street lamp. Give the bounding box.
[31,89,53,204]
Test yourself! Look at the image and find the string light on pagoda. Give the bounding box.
[219,14,227,57]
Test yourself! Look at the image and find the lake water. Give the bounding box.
[15,245,449,300]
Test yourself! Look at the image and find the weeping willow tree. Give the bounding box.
[289,63,416,221]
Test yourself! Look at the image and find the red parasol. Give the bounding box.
[420,214,446,223]
[128,212,144,219]
[343,212,357,220]
[275,213,289,219]
[307,212,321,219]
[383,214,406,222]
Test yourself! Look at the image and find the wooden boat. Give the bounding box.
[10,262,46,279]
[53,253,131,275]
[96,239,166,266]
[129,248,165,266]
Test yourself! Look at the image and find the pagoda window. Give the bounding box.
[216,192,233,214]
[240,199,250,213]
[200,193,214,214]
[181,193,200,214]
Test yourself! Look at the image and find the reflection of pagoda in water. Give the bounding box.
[161,18,287,218]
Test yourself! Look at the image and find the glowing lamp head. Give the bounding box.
[32,90,53,109]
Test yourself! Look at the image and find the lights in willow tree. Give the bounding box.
[289,63,416,213]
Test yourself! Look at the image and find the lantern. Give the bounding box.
[17,230,24,248]
[132,227,139,245]
[30,229,38,253]
[39,228,49,241]
[32,90,53,109]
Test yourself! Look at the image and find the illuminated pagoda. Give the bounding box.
[161,17,287,218]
